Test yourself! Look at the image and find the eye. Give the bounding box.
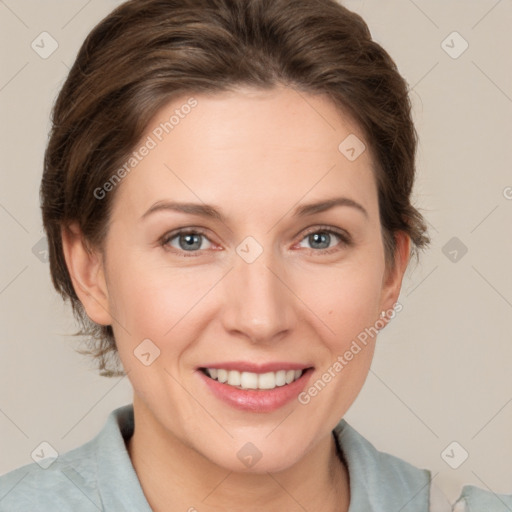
[296,226,352,254]
[161,228,214,256]
[160,225,352,257]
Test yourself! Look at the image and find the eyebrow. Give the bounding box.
[140,196,368,222]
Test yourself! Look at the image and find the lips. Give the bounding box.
[198,361,311,373]
[196,361,314,412]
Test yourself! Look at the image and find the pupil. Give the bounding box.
[310,232,329,249]
[181,234,201,250]
[178,232,331,251]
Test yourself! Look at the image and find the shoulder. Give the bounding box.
[0,404,138,512]
[0,438,102,511]
[453,484,512,512]
[333,419,512,512]
[333,418,432,511]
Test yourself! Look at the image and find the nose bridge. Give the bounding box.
[221,241,295,343]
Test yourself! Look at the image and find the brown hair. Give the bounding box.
[41,0,430,377]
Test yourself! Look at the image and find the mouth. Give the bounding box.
[196,363,314,412]
[199,367,309,391]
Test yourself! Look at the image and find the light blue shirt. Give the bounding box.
[0,404,510,511]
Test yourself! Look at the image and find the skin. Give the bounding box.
[62,85,410,512]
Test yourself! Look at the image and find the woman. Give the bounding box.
[0,0,509,510]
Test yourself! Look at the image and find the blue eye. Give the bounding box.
[160,226,351,257]
[162,229,213,254]
[297,227,351,254]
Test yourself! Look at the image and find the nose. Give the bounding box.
[220,245,297,345]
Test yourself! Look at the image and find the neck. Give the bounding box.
[127,395,350,512]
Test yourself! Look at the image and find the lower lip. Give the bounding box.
[197,368,314,413]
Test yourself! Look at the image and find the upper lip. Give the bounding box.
[198,361,313,373]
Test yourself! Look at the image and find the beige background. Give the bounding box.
[1,0,511,505]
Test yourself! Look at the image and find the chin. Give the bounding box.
[221,453,298,475]
[199,439,304,475]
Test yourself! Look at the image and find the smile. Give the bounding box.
[196,361,314,412]
[201,368,304,390]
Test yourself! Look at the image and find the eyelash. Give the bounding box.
[159,225,352,258]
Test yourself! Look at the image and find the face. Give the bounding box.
[70,85,408,473]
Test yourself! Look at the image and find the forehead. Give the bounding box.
[111,86,379,222]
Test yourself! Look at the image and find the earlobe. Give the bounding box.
[61,223,112,326]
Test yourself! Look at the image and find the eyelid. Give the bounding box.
[160,224,352,256]
[299,224,351,240]
[160,227,215,251]
[295,225,352,251]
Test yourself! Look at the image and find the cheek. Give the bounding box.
[336,275,382,338]
[296,257,384,342]
[104,252,183,352]
[106,251,221,370]
[106,244,181,324]
[295,269,381,417]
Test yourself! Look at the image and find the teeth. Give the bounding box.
[240,371,258,389]
[275,370,286,386]
[227,370,241,386]
[205,368,304,390]
[258,372,276,390]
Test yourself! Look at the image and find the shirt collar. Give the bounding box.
[94,404,152,510]
[92,404,430,511]
[332,418,430,512]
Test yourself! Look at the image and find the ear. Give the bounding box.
[61,223,112,326]
[378,231,411,326]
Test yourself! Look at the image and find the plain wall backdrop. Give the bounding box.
[1,0,511,505]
